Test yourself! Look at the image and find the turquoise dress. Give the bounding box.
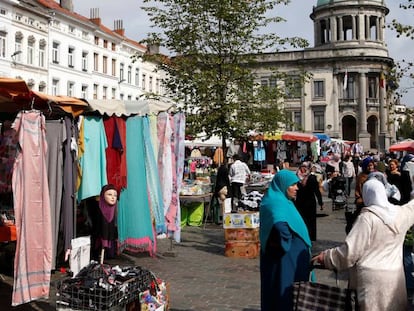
[260,170,312,311]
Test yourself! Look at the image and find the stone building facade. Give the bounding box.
[257,0,394,152]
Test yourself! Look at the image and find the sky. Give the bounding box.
[72,0,414,105]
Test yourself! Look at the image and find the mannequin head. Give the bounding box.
[100,184,118,206]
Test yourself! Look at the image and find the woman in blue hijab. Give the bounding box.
[260,169,312,311]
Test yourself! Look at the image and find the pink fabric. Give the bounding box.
[157,113,173,223]
[165,115,178,232]
[12,111,52,306]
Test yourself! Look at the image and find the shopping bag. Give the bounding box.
[293,281,358,311]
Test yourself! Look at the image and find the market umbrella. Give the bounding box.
[282,131,318,142]
[389,139,414,153]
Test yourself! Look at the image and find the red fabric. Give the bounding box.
[103,117,127,194]
[0,224,16,242]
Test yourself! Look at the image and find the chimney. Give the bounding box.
[113,20,125,37]
[60,0,73,12]
[89,8,101,26]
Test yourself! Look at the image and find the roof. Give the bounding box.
[316,0,384,6]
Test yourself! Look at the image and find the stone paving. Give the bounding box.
[0,191,350,311]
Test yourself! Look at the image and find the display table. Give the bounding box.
[0,224,16,243]
[180,192,213,226]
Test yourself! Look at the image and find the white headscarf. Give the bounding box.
[362,178,399,233]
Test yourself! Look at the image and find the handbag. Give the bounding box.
[293,281,358,311]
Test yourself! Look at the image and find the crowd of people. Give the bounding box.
[259,151,414,311]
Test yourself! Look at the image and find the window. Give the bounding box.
[313,80,325,99]
[93,53,98,71]
[103,56,108,74]
[149,76,153,92]
[38,41,46,67]
[112,88,116,99]
[27,40,34,65]
[120,63,124,81]
[52,79,59,96]
[293,111,301,130]
[38,81,46,92]
[14,33,22,62]
[93,84,98,99]
[103,86,107,99]
[103,40,108,48]
[82,51,88,71]
[81,85,88,99]
[67,81,75,97]
[68,47,75,68]
[127,66,132,83]
[69,25,75,34]
[313,109,325,131]
[112,59,116,76]
[368,76,377,99]
[156,78,160,94]
[260,76,277,89]
[94,36,99,45]
[52,41,59,64]
[135,68,139,86]
[285,76,301,99]
[343,76,355,99]
[142,74,146,90]
[0,33,6,58]
[111,42,116,51]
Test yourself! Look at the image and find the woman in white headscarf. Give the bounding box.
[313,178,414,311]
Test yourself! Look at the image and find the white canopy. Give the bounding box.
[87,99,174,116]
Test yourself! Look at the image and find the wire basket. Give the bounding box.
[56,263,154,310]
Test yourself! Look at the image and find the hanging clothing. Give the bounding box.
[142,116,165,234]
[103,116,127,193]
[157,112,173,221]
[45,119,66,269]
[118,116,155,256]
[213,147,224,165]
[78,116,108,202]
[12,111,52,306]
[62,117,78,256]
[172,113,186,242]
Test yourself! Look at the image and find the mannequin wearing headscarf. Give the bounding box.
[95,184,118,259]
[260,170,312,311]
[314,179,414,311]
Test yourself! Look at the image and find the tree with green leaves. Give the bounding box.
[138,0,308,150]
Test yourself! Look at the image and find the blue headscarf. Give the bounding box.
[260,169,311,252]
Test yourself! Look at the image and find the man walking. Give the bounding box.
[229,154,251,213]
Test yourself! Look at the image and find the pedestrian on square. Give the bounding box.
[342,154,356,196]
[229,154,250,213]
[313,178,414,311]
[295,162,324,241]
[347,156,376,233]
[260,169,312,311]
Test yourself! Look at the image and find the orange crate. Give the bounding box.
[224,241,260,259]
[224,228,259,242]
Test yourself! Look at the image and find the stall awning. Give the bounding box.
[389,139,414,153]
[88,99,174,116]
[0,77,90,117]
[251,131,317,142]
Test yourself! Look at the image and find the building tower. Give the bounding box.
[311,0,393,151]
